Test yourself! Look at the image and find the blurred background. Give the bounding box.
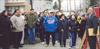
[0,0,99,14]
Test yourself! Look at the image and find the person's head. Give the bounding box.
[66,15,71,19]
[39,12,44,17]
[26,10,30,14]
[43,10,48,16]
[56,11,62,16]
[0,10,9,17]
[30,9,34,12]
[81,14,86,20]
[8,12,12,17]
[95,4,99,7]
[19,9,24,15]
[71,15,76,20]
[44,9,49,12]
[87,7,94,14]
[59,14,65,19]
[71,11,76,15]
[48,12,54,17]
[30,9,34,14]
[34,12,38,16]
[13,9,21,17]
[77,16,81,20]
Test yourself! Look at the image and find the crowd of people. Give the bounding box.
[0,6,99,49]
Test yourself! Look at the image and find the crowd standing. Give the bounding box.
[0,6,99,49]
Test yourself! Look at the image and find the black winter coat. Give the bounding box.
[0,16,12,47]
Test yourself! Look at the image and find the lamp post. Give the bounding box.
[58,0,61,11]
[30,0,33,9]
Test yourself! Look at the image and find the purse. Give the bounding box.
[88,27,99,36]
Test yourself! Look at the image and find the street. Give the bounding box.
[19,38,89,49]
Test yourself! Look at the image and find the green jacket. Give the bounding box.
[26,13,38,28]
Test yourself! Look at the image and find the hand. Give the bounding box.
[77,29,80,31]
[69,27,71,30]
[61,29,64,32]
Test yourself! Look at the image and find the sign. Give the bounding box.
[32,1,53,12]
[94,7,100,18]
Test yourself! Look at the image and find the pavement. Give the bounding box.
[19,38,85,49]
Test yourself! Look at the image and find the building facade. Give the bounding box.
[32,0,53,12]
[0,0,5,12]
[5,0,31,13]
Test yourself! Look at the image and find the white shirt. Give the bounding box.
[10,15,25,32]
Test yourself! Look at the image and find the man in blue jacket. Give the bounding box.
[43,12,58,47]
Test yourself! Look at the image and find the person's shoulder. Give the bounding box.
[43,16,48,18]
[20,15,25,19]
[10,15,17,20]
[53,16,57,18]
[11,15,16,18]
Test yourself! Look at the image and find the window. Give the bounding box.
[61,0,85,11]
